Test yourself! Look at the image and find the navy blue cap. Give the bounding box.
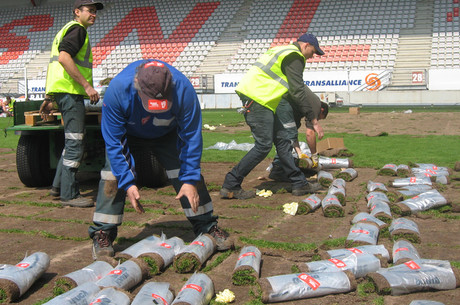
[297,33,324,55]
[74,0,104,10]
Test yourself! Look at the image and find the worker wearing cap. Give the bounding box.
[43,0,104,207]
[221,33,326,199]
[89,60,233,259]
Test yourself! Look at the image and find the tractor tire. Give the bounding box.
[16,134,55,187]
[131,147,168,188]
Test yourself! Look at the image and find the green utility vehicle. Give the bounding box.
[8,100,168,188]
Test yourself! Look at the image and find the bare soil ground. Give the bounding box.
[0,111,459,304]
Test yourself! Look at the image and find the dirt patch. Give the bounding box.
[0,111,459,304]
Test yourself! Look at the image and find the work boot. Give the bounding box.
[61,196,94,208]
[49,186,60,197]
[92,230,114,260]
[220,187,255,199]
[208,225,234,251]
[292,182,322,196]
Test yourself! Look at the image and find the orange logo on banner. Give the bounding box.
[365,73,381,91]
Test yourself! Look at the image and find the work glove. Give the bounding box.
[311,153,319,168]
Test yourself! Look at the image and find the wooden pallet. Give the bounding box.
[24,111,101,126]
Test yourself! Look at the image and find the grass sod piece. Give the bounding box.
[377,166,397,176]
[173,253,202,273]
[365,272,392,295]
[391,230,421,244]
[138,253,164,276]
[232,267,259,286]
[323,204,345,217]
[0,279,19,303]
[390,202,412,216]
[335,169,358,182]
[319,177,333,188]
[53,277,78,296]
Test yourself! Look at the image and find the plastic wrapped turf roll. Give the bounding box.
[318,170,334,187]
[319,156,353,169]
[378,164,398,176]
[297,194,322,214]
[300,253,381,278]
[115,234,163,261]
[131,281,175,305]
[53,260,113,295]
[89,287,131,305]
[326,244,390,264]
[321,193,344,217]
[389,218,421,244]
[367,180,388,192]
[171,272,214,305]
[328,183,346,206]
[232,246,262,285]
[0,252,50,303]
[44,282,101,305]
[345,222,380,247]
[392,239,421,265]
[96,258,149,290]
[396,185,433,197]
[409,300,446,305]
[173,234,216,273]
[366,259,460,296]
[392,176,432,188]
[396,190,449,214]
[336,168,358,182]
[396,164,411,177]
[352,212,388,230]
[258,270,356,303]
[138,236,185,275]
[369,200,393,223]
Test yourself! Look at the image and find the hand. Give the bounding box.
[313,122,324,140]
[311,153,319,168]
[175,183,199,213]
[39,98,55,121]
[126,185,145,214]
[86,86,100,105]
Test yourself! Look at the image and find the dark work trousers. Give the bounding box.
[222,101,307,190]
[88,131,218,239]
[52,93,86,201]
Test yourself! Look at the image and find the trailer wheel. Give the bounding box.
[16,134,55,187]
[132,148,168,188]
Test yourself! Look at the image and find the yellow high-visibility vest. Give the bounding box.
[236,45,305,112]
[46,20,93,96]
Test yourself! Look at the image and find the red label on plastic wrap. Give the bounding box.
[152,293,168,305]
[298,273,321,290]
[331,158,337,164]
[191,241,204,247]
[89,299,102,304]
[347,248,363,254]
[371,205,376,211]
[238,252,256,260]
[180,284,202,292]
[306,198,318,204]
[109,269,122,275]
[404,261,420,270]
[16,263,29,268]
[329,258,347,268]
[160,242,172,248]
[410,177,417,183]
[395,247,409,253]
[351,230,369,234]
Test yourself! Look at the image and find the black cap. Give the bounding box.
[297,33,324,55]
[136,61,173,113]
[74,0,104,10]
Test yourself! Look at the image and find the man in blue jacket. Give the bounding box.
[89,60,233,259]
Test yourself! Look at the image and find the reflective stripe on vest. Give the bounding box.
[46,20,93,96]
[236,45,305,112]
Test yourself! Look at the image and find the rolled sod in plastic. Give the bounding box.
[318,170,334,187]
[131,281,175,305]
[345,222,380,247]
[297,194,322,215]
[336,168,358,182]
[258,270,356,303]
[366,191,390,207]
[351,212,388,230]
[396,185,433,197]
[173,234,216,273]
[326,244,390,264]
[328,184,346,206]
[0,252,50,303]
[369,200,393,223]
[44,282,101,305]
[367,180,388,192]
[89,287,131,305]
[138,236,185,275]
[412,163,452,173]
[232,246,262,286]
[409,300,446,305]
[392,239,421,265]
[396,190,449,214]
[319,156,353,169]
[115,234,163,261]
[412,167,451,177]
[396,164,411,177]
[171,272,214,305]
[392,176,432,188]
[366,259,460,296]
[389,218,421,244]
[299,253,381,278]
[321,194,344,217]
[53,260,113,295]
[96,258,149,290]
[378,164,398,176]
